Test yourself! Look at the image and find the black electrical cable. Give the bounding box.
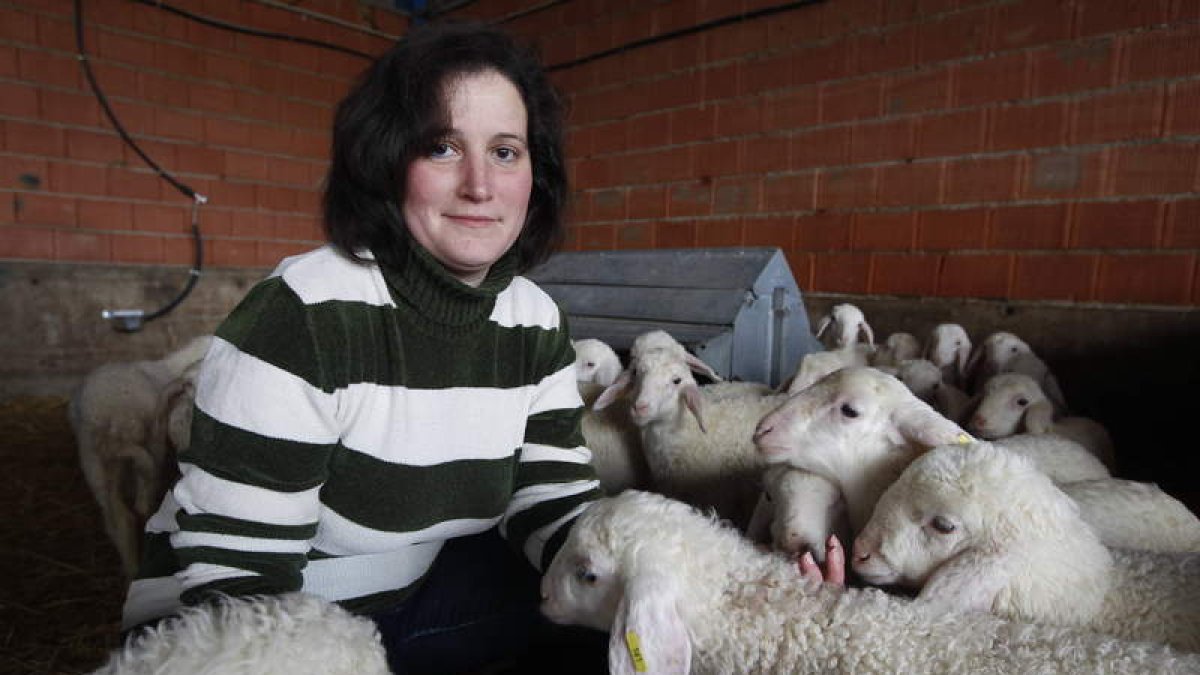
[130,0,376,61]
[546,0,825,72]
[75,0,206,331]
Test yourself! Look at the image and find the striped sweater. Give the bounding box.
[122,243,602,629]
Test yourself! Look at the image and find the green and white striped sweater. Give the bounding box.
[122,242,602,629]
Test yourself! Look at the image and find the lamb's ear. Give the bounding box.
[608,571,691,675]
[594,370,632,411]
[1022,399,1055,433]
[684,353,722,382]
[859,321,875,347]
[916,549,1011,617]
[682,383,707,433]
[963,345,985,384]
[954,343,970,383]
[891,399,971,449]
[1041,374,1068,413]
[815,316,831,341]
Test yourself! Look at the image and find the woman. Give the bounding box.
[122,21,605,673]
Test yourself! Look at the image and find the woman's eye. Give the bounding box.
[840,403,859,418]
[429,142,455,159]
[930,516,956,534]
[494,146,520,162]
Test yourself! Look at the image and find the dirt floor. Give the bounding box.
[0,397,126,675]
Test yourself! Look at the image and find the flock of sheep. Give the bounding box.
[75,304,1200,673]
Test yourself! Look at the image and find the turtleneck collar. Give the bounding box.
[379,237,518,331]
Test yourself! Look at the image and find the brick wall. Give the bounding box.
[464,0,1200,307]
[0,0,403,270]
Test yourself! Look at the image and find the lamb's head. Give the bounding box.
[624,349,706,431]
[852,442,1090,590]
[881,332,922,363]
[925,324,970,383]
[966,331,1031,379]
[572,339,623,388]
[815,303,874,349]
[754,367,968,481]
[967,373,1051,439]
[541,496,630,631]
[893,358,944,402]
[593,331,719,414]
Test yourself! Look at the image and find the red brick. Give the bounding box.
[1124,24,1200,84]
[1111,143,1198,196]
[992,0,1073,50]
[0,81,37,117]
[822,0,884,38]
[817,167,878,209]
[614,222,654,250]
[714,177,760,215]
[884,68,950,115]
[4,121,63,155]
[268,158,314,188]
[914,109,986,159]
[13,192,76,226]
[668,181,712,218]
[1078,0,1170,38]
[0,224,54,258]
[210,237,259,267]
[742,53,792,97]
[224,152,270,182]
[655,220,695,248]
[110,232,164,264]
[1011,254,1098,301]
[785,250,815,290]
[763,173,817,212]
[795,212,852,251]
[762,88,819,132]
[255,240,311,267]
[743,134,792,174]
[763,4,820,49]
[1031,39,1117,97]
[670,105,717,144]
[627,185,667,220]
[853,24,918,76]
[852,212,915,250]
[0,7,36,42]
[743,216,796,249]
[916,6,991,65]
[939,253,1012,298]
[205,118,253,148]
[1164,199,1200,248]
[851,119,914,164]
[1074,87,1164,144]
[813,252,871,293]
[590,188,626,221]
[706,18,765,62]
[1166,80,1200,136]
[989,101,1069,152]
[36,14,75,51]
[628,146,697,185]
[97,30,157,68]
[231,212,276,239]
[917,208,989,250]
[702,63,740,102]
[77,199,133,230]
[48,161,109,197]
[792,41,851,86]
[944,156,1019,204]
[954,52,1029,107]
[696,218,745,247]
[1023,151,1107,199]
[1073,200,1162,248]
[791,126,850,170]
[0,46,17,78]
[627,112,671,151]
[175,145,226,177]
[18,50,79,88]
[133,203,189,235]
[716,99,763,138]
[55,229,111,262]
[821,78,883,124]
[878,161,942,207]
[990,204,1069,249]
[1097,253,1194,304]
[871,252,941,295]
[65,130,123,163]
[107,168,164,201]
[40,90,102,135]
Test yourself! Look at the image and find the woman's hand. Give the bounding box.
[797,535,845,586]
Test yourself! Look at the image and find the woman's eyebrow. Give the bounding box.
[494,132,528,145]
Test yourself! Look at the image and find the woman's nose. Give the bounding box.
[459,155,492,201]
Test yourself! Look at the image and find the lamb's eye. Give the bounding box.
[930,516,956,534]
[672,376,682,385]
[840,403,859,418]
[575,567,598,585]
[1016,397,1029,407]
[586,361,595,368]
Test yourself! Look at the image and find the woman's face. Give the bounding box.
[403,69,533,287]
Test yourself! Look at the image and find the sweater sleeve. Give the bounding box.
[170,277,339,604]
[501,309,603,571]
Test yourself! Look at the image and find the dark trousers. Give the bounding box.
[371,528,608,675]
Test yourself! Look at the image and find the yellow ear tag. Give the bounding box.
[956,433,971,445]
[625,630,648,672]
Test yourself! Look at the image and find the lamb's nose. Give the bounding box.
[753,424,773,442]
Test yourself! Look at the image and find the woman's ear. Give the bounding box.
[608,571,691,675]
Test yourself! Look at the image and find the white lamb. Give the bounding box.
[573,338,623,388]
[746,465,849,562]
[750,368,1200,553]
[540,490,1200,675]
[813,302,874,349]
[783,344,872,394]
[91,592,389,675]
[1059,478,1200,553]
[968,372,1116,470]
[889,358,971,423]
[965,331,1067,410]
[595,334,787,530]
[854,442,1200,651]
[68,335,213,577]
[924,323,971,388]
[869,331,921,368]
[579,382,651,494]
